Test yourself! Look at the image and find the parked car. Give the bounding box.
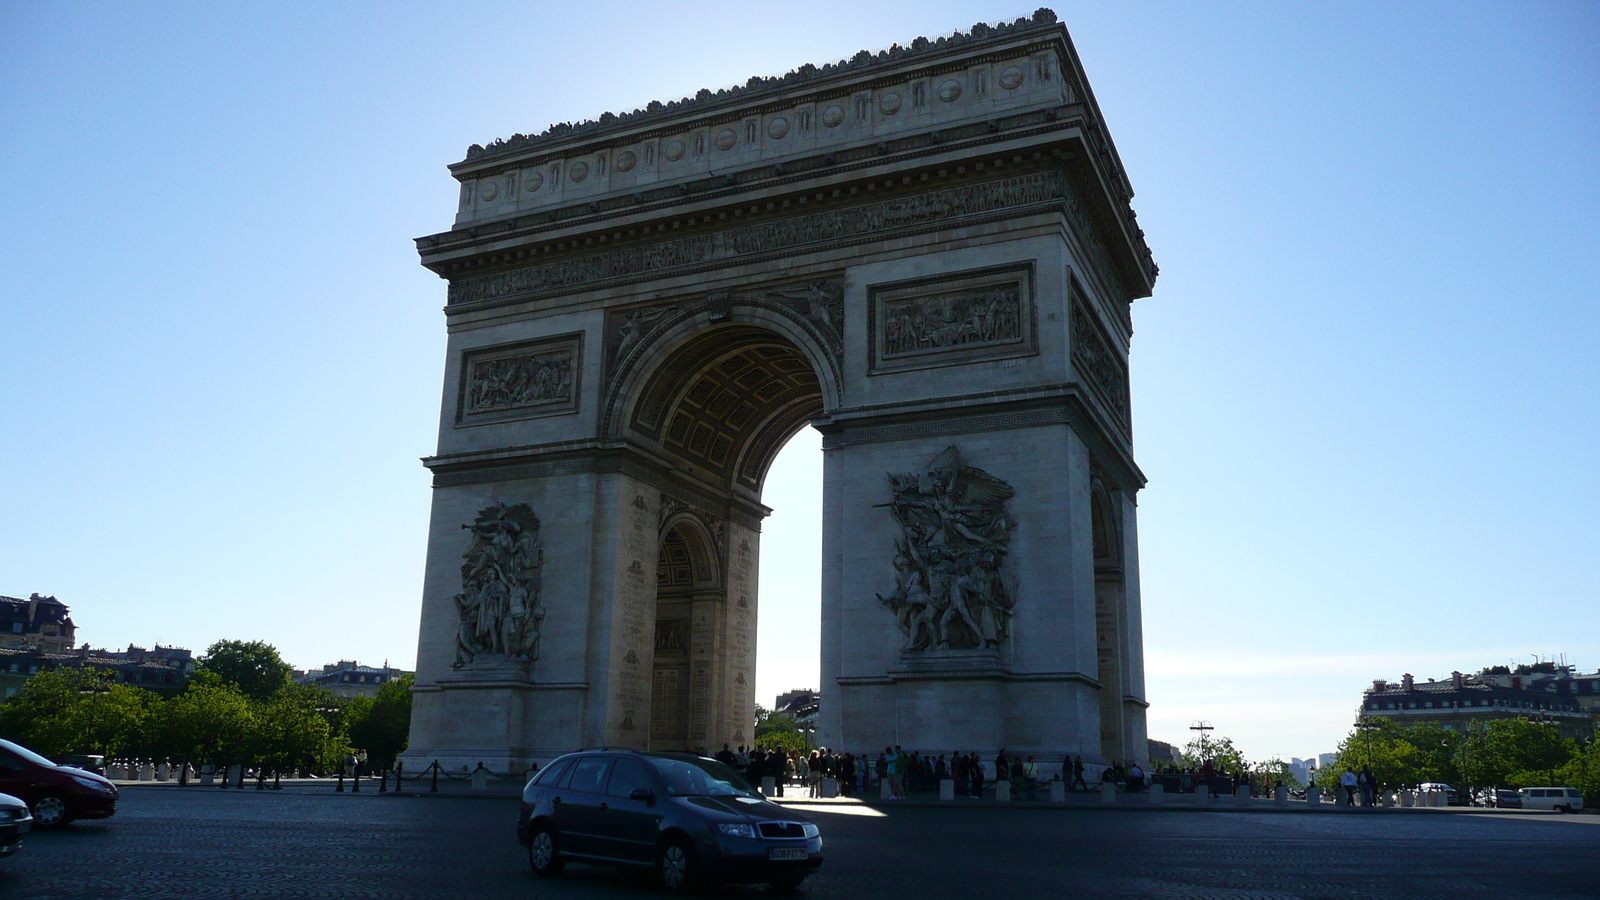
[57,754,107,776]
[0,739,118,827]
[1519,787,1585,813]
[1417,782,1468,806]
[0,792,31,858]
[518,749,823,892]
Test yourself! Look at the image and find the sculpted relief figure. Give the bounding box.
[454,502,547,668]
[469,351,574,412]
[877,446,1018,651]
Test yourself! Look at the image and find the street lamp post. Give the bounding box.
[1189,721,1214,765]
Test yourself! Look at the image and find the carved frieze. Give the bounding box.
[877,446,1018,651]
[456,333,581,426]
[453,502,546,669]
[448,171,1067,308]
[869,263,1036,373]
[1070,293,1130,433]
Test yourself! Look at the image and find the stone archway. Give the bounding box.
[401,13,1158,774]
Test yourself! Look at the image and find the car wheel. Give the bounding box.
[527,826,564,876]
[769,874,807,892]
[31,793,71,828]
[657,837,698,893]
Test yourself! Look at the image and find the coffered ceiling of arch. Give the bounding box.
[632,326,823,492]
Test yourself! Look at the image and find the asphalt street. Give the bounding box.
[1,787,1596,899]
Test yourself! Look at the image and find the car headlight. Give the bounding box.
[69,774,113,793]
[801,822,820,838]
[717,823,757,839]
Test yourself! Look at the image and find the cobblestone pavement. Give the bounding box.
[1,787,1595,899]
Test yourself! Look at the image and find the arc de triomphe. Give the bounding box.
[401,9,1157,774]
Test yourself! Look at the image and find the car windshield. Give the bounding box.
[0,738,59,768]
[648,756,759,798]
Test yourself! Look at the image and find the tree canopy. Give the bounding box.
[196,639,294,701]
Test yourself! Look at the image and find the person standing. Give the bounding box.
[1072,755,1088,792]
[1359,765,1376,807]
[1023,756,1039,800]
[1340,768,1358,807]
[968,752,985,799]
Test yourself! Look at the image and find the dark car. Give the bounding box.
[517,750,823,892]
[0,792,32,858]
[0,739,118,827]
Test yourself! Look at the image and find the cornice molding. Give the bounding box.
[456,10,1064,166]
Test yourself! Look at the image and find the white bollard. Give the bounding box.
[940,779,956,801]
[762,776,777,797]
[201,764,215,785]
[1100,781,1117,804]
[158,762,171,782]
[881,778,894,800]
[1149,783,1164,805]
[995,779,1011,802]
[1049,780,1066,803]
[1275,786,1289,806]
[1195,784,1210,804]
[1236,785,1252,803]
[470,767,488,791]
[821,777,837,798]
[139,762,154,781]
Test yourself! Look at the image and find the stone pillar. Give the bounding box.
[1274,786,1289,806]
[941,779,956,801]
[1099,781,1116,804]
[1195,784,1209,804]
[821,777,837,799]
[1048,780,1066,803]
[1149,783,1164,805]
[1235,785,1251,802]
[762,776,776,797]
[996,780,1012,802]
[1307,786,1321,807]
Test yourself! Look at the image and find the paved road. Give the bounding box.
[1,787,1596,899]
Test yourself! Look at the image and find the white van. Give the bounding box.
[1518,787,1585,812]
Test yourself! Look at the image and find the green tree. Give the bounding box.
[0,667,151,758]
[254,684,348,775]
[1179,733,1247,773]
[1481,719,1571,787]
[155,671,256,767]
[197,639,293,701]
[346,674,413,770]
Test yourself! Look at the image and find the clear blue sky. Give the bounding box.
[2,2,1595,762]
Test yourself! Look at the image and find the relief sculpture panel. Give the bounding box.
[456,334,581,425]
[1069,293,1130,434]
[877,446,1018,651]
[453,502,546,668]
[869,263,1036,373]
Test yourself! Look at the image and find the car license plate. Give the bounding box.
[769,848,808,861]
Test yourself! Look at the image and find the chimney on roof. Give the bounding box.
[1402,673,1414,691]
[1452,671,1464,689]
[1372,679,1387,693]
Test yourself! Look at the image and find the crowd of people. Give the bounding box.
[706,744,1118,800]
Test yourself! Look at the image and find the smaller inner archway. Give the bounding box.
[649,521,721,751]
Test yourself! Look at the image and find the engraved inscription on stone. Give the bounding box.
[876,445,1017,651]
[869,263,1036,373]
[457,334,580,425]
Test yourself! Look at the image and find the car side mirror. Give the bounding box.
[630,787,656,804]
